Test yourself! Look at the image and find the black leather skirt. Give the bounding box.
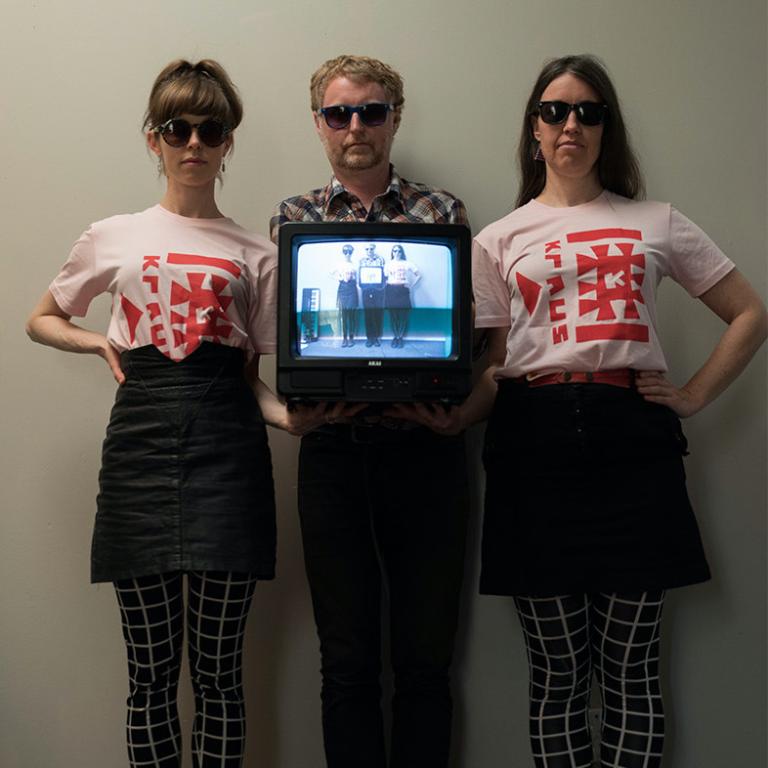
[480,379,711,596]
[91,343,276,583]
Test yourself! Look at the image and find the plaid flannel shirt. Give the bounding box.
[269,166,468,243]
[269,166,470,429]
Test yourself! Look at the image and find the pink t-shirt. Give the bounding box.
[385,259,419,286]
[50,205,277,361]
[473,191,734,378]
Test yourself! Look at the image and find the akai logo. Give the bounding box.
[368,360,382,366]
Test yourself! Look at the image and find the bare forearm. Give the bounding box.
[681,303,767,412]
[26,302,125,384]
[251,376,290,430]
[457,325,509,428]
[454,364,502,429]
[637,271,767,417]
[250,376,343,436]
[393,325,508,434]
[26,314,108,356]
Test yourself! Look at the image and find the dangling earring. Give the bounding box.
[534,143,545,162]
[157,157,164,175]
[221,160,226,173]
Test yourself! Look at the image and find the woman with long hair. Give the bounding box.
[385,243,420,348]
[26,59,277,767]
[413,54,766,767]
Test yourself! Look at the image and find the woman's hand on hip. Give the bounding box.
[635,371,700,418]
[98,340,126,385]
[27,290,125,384]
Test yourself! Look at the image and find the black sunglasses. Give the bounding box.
[154,118,231,148]
[318,103,394,129]
[538,101,607,126]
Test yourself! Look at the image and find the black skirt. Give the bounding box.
[337,280,359,309]
[91,343,276,583]
[480,379,711,596]
[385,283,411,309]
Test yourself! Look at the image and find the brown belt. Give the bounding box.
[514,369,636,388]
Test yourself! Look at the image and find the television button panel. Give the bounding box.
[347,374,414,398]
[343,372,470,401]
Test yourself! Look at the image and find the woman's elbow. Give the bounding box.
[753,305,768,346]
[25,315,42,343]
[742,294,768,345]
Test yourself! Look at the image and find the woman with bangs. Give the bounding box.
[27,59,277,767]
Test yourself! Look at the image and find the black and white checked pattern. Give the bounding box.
[514,592,665,768]
[115,571,257,768]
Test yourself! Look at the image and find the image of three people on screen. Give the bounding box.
[332,243,421,349]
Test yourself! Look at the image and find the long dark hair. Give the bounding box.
[516,54,644,208]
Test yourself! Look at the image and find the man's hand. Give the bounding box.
[283,401,368,436]
[384,402,466,435]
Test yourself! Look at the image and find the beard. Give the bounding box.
[319,132,390,173]
[337,142,385,171]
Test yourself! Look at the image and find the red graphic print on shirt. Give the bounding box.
[568,228,648,342]
[120,295,144,343]
[120,252,240,359]
[515,227,649,347]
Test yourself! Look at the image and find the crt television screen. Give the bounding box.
[292,238,456,360]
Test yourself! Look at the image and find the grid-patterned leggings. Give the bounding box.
[513,591,665,768]
[114,571,258,768]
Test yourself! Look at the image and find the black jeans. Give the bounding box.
[362,288,385,342]
[298,424,469,768]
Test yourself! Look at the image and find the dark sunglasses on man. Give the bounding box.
[538,101,608,126]
[153,117,231,148]
[317,102,394,130]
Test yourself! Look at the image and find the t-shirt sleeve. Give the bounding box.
[667,207,735,297]
[472,238,511,328]
[48,226,112,316]
[247,258,278,354]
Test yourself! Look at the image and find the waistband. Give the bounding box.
[307,421,460,445]
[120,343,246,383]
[507,369,636,388]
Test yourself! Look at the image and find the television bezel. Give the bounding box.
[276,221,473,403]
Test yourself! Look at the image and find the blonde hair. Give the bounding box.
[310,55,404,126]
[143,59,243,132]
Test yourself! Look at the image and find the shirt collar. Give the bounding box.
[323,165,405,215]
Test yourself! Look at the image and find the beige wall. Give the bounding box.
[1,1,765,766]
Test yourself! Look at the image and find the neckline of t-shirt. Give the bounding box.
[152,204,233,227]
[529,189,609,213]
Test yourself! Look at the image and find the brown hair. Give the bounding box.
[143,59,243,132]
[310,55,404,127]
[516,54,644,208]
